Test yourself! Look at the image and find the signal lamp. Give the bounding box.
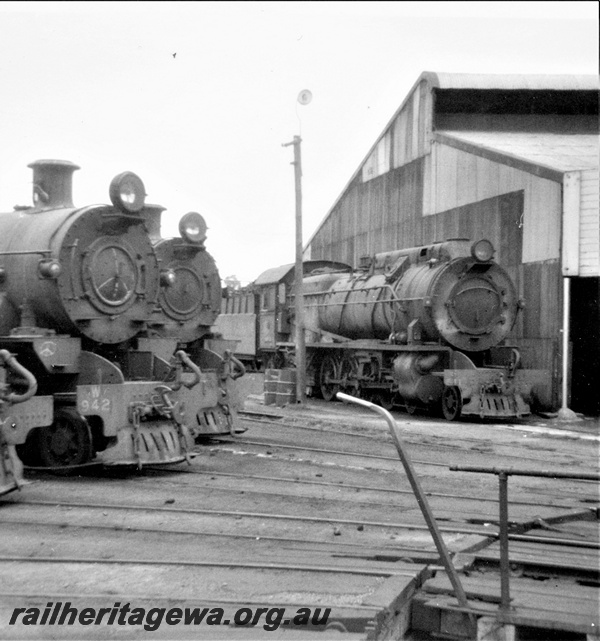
[109,172,146,213]
[471,239,494,262]
[179,212,207,245]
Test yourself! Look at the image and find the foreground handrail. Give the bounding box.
[451,465,600,616]
[336,392,471,611]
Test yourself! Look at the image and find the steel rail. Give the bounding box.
[0,517,445,557]
[211,436,452,467]
[212,436,600,480]
[0,498,498,538]
[3,502,596,550]
[239,415,600,462]
[143,465,595,512]
[0,555,413,578]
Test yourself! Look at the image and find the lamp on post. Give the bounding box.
[282,89,312,405]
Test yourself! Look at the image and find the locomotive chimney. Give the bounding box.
[28,159,80,209]
[143,204,166,241]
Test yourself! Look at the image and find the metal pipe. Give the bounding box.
[175,350,201,389]
[336,392,472,611]
[450,466,600,481]
[498,471,511,613]
[561,276,571,411]
[0,250,52,256]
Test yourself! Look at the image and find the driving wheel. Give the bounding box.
[405,400,418,415]
[38,407,93,469]
[319,354,340,402]
[442,386,463,421]
[372,392,395,411]
[339,354,360,397]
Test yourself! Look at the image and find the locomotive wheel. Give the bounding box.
[38,408,93,469]
[405,400,418,415]
[339,355,359,397]
[372,392,395,411]
[319,355,340,402]
[442,386,463,421]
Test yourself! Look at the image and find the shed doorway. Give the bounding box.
[569,277,600,416]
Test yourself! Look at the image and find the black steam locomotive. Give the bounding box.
[0,160,243,472]
[216,239,547,420]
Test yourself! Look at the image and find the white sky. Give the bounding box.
[0,1,597,284]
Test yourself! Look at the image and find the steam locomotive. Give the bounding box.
[215,239,547,420]
[0,160,243,471]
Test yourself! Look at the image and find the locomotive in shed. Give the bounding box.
[0,160,243,471]
[215,239,548,420]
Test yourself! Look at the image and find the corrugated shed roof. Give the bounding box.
[424,72,599,91]
[305,71,600,250]
[254,264,293,285]
[438,130,599,172]
[254,260,352,285]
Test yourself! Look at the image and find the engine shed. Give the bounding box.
[305,72,599,415]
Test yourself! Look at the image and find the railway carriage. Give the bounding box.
[0,160,242,471]
[215,239,548,420]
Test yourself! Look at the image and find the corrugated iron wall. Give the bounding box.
[424,142,563,264]
[310,159,425,265]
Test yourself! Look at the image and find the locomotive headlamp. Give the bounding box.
[38,259,62,279]
[471,239,495,262]
[160,269,177,287]
[109,172,146,213]
[179,212,207,245]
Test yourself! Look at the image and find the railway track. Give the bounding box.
[0,398,597,640]
[143,465,596,512]
[238,411,600,465]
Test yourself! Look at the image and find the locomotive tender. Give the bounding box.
[0,159,242,470]
[216,239,547,420]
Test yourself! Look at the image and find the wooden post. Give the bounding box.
[282,135,306,404]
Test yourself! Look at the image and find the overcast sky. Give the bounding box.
[0,1,597,284]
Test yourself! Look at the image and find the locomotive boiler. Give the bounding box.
[305,239,517,351]
[0,160,242,470]
[217,239,547,420]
